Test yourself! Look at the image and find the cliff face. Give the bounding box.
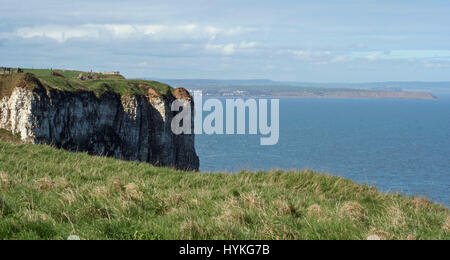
[0,73,199,171]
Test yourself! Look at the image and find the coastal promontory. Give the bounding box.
[0,69,199,171]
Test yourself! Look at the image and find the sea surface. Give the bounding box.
[195,96,450,207]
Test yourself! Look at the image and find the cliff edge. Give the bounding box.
[0,69,199,171]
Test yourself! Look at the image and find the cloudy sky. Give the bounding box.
[1,0,450,82]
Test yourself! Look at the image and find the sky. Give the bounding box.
[1,0,450,82]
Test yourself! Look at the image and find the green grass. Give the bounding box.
[0,130,21,142]
[0,140,448,240]
[1,69,173,99]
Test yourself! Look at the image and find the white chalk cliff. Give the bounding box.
[0,73,199,171]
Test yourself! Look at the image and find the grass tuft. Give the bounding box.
[340,201,367,222]
[36,177,55,191]
[444,216,450,232]
[307,205,322,217]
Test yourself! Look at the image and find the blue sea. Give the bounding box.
[195,96,450,207]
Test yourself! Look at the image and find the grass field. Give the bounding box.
[0,140,448,240]
[0,69,173,99]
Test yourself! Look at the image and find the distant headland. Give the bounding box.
[151,78,439,100]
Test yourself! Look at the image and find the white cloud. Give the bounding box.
[14,24,254,43]
[290,50,332,60]
[239,41,257,48]
[366,34,406,41]
[137,25,166,35]
[331,55,353,63]
[366,54,380,62]
[283,49,450,65]
[283,49,359,65]
[350,50,450,61]
[423,60,450,69]
[205,43,236,55]
[279,48,450,67]
[222,44,236,55]
[285,49,342,64]
[16,25,99,42]
[205,41,258,55]
[204,26,219,40]
[102,24,135,38]
[223,26,257,36]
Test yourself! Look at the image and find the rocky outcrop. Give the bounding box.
[0,74,199,171]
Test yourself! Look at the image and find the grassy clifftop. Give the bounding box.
[0,140,448,240]
[0,69,173,99]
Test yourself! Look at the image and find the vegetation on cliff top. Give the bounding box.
[0,69,173,99]
[0,139,448,240]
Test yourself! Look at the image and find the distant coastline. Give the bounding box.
[148,78,439,100]
[191,89,437,100]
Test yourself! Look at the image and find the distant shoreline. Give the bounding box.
[197,91,437,100]
[202,96,438,100]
